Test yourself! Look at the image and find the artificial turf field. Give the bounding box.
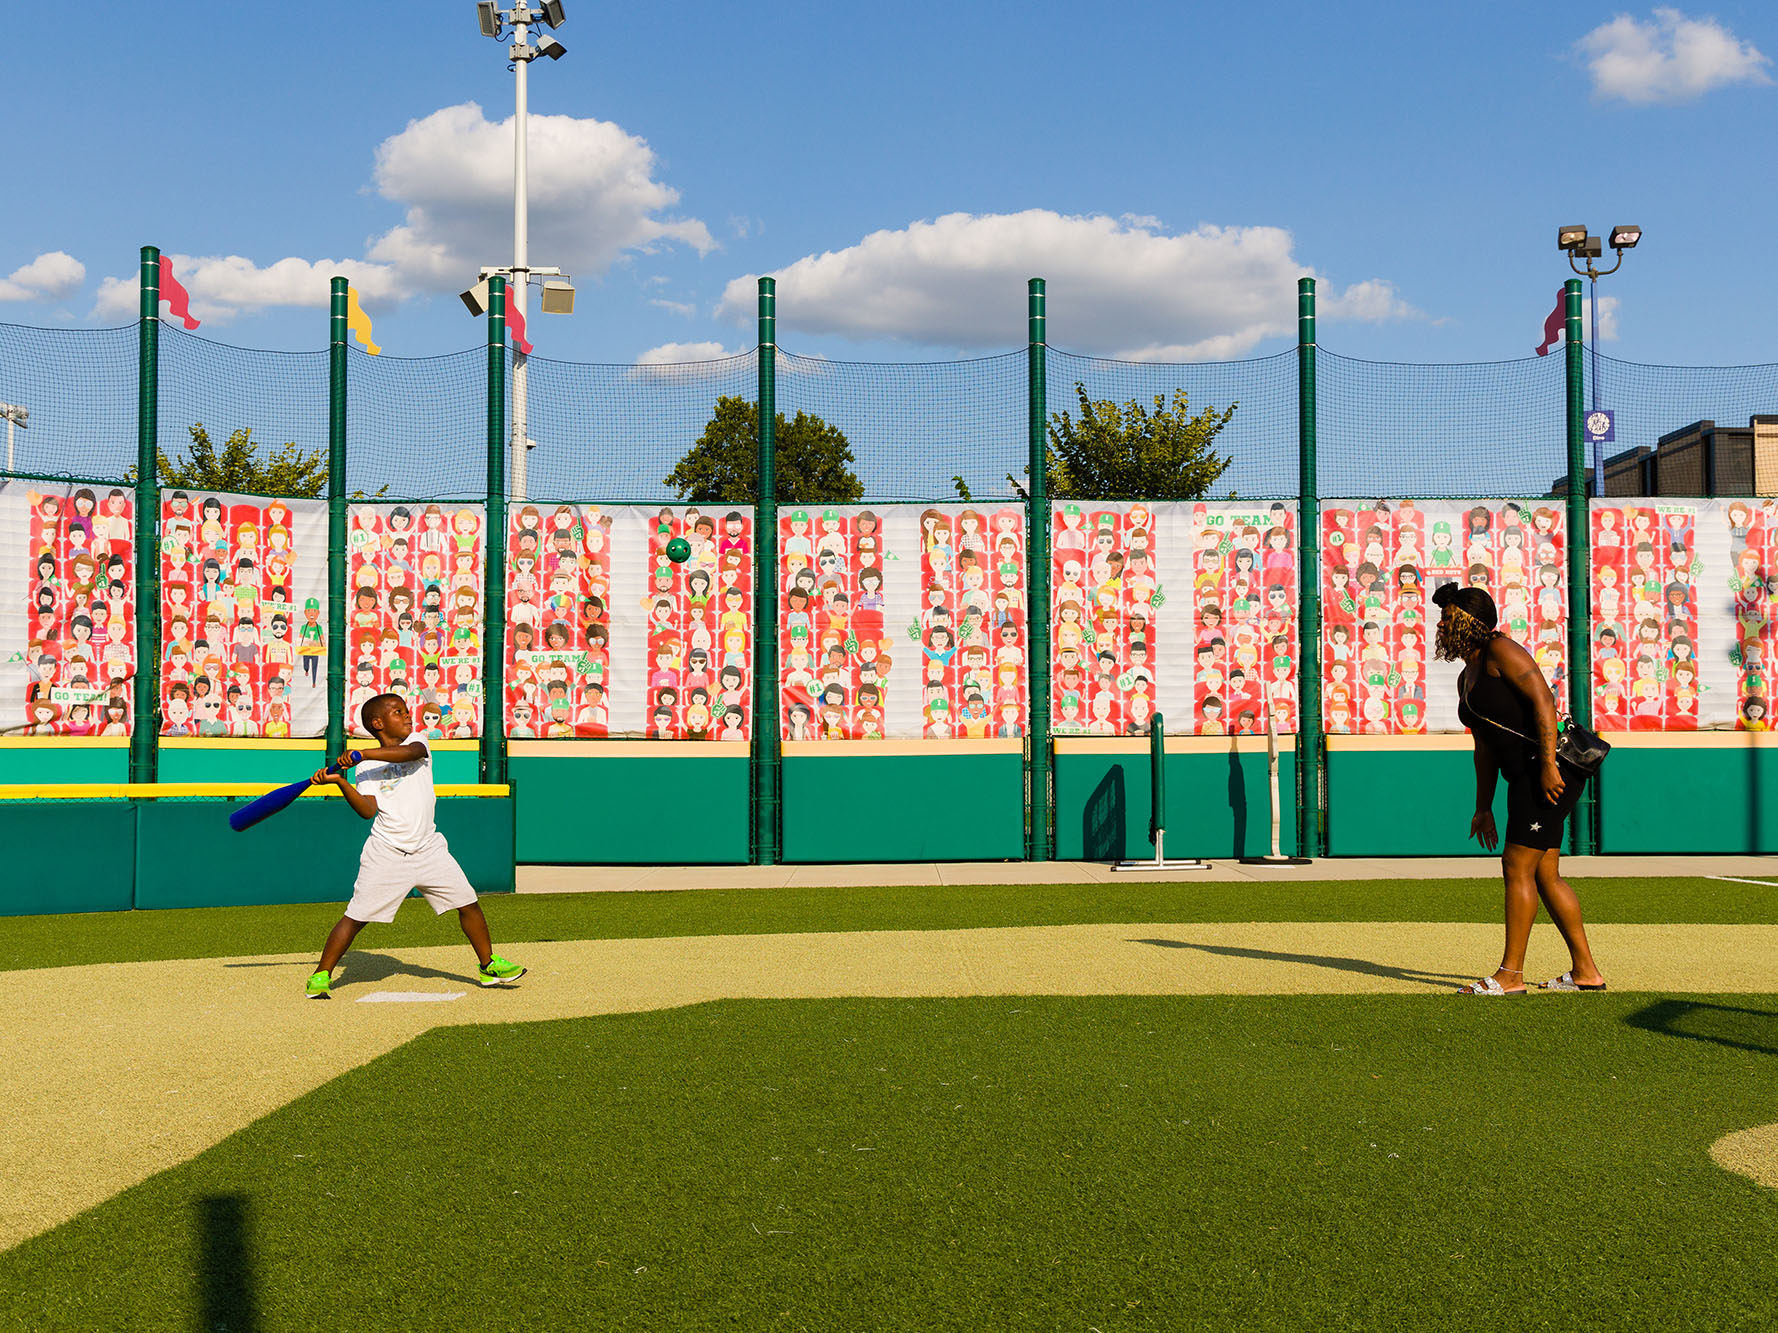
[4,877,1777,1331]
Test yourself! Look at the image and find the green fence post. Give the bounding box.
[1295,277,1322,858]
[1562,277,1595,855]
[326,278,349,757]
[482,276,508,785]
[1026,278,1053,861]
[753,278,780,866]
[131,246,161,784]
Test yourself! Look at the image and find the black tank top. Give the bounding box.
[1458,641,1534,781]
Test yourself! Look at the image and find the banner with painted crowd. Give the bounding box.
[1050,500,1300,736]
[1319,499,1570,735]
[502,503,755,740]
[345,502,487,739]
[157,491,328,737]
[0,481,138,735]
[1589,498,1775,731]
[775,503,1030,741]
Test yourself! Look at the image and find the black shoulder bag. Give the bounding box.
[1461,673,1611,778]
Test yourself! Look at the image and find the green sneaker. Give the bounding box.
[477,955,526,987]
[305,970,332,1000]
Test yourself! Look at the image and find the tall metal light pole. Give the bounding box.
[0,402,26,473]
[1557,224,1641,494]
[471,1,572,503]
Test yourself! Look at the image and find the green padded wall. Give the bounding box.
[0,803,137,915]
[511,753,749,863]
[132,796,515,910]
[158,745,328,784]
[1599,747,1778,854]
[0,746,129,784]
[1055,750,1299,862]
[782,754,1025,863]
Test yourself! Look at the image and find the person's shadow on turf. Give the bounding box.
[1129,938,1472,989]
[330,951,480,991]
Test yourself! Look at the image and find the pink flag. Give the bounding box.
[158,255,201,330]
[504,287,533,355]
[1534,289,1563,356]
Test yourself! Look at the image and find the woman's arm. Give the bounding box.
[1470,730,1500,850]
[1489,636,1564,800]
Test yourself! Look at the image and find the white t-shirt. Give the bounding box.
[355,733,437,853]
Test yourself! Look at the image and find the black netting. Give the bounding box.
[0,322,137,481]
[1048,348,1298,499]
[157,327,328,490]
[1590,354,1778,495]
[1316,350,1567,498]
[523,349,759,503]
[349,346,488,501]
[777,349,1026,504]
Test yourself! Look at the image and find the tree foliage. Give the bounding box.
[665,396,864,504]
[1046,382,1236,501]
[129,423,385,498]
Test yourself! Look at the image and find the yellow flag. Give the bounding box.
[346,286,381,355]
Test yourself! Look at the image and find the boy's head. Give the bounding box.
[361,691,413,744]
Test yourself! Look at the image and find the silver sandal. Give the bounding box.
[1458,976,1528,996]
[1540,971,1607,992]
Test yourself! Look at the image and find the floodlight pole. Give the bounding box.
[1565,238,1630,496]
[510,5,530,504]
[0,402,25,472]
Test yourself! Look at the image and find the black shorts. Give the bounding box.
[1504,760,1588,851]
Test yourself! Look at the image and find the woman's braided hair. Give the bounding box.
[1432,583,1499,662]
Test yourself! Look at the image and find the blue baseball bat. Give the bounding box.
[227,750,363,832]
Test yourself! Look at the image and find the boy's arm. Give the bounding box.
[314,770,378,820]
[334,742,427,766]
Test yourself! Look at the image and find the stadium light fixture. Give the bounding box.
[540,280,575,314]
[1559,223,1646,497]
[469,0,572,504]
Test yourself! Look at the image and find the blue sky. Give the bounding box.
[2,1,1774,369]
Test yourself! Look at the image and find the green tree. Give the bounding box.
[1045,382,1236,501]
[665,396,863,504]
[130,423,385,498]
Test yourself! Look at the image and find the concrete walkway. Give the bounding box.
[517,854,1778,894]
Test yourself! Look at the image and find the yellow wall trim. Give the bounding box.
[0,736,130,749]
[783,739,1023,757]
[509,740,749,759]
[0,783,511,800]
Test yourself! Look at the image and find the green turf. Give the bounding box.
[2,875,1776,973]
[6,993,1776,1330]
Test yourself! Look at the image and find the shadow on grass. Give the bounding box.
[1130,937,1472,989]
[198,1194,257,1332]
[1625,999,1778,1058]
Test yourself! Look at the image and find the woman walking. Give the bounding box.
[1433,583,1606,996]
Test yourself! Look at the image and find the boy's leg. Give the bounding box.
[457,902,494,967]
[317,915,366,973]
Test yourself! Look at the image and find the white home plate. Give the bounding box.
[355,991,468,1003]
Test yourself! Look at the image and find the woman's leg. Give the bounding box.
[1533,848,1605,985]
[1484,842,1544,991]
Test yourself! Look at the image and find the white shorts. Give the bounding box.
[345,831,478,924]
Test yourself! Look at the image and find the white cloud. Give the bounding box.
[0,252,85,303]
[1577,8,1771,104]
[715,210,1416,360]
[94,255,402,324]
[367,102,714,291]
[649,298,697,318]
[90,101,711,322]
[1582,293,1621,341]
[629,341,748,380]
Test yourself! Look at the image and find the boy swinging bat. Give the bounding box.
[305,692,526,998]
